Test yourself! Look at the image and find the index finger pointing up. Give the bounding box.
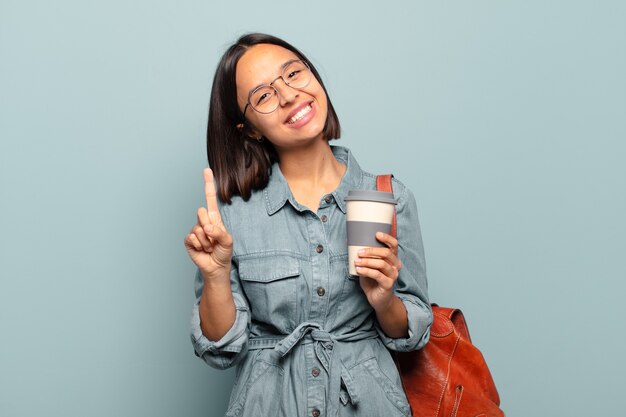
[203,168,220,215]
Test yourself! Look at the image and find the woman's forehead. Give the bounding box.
[237,44,299,83]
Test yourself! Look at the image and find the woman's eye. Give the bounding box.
[287,70,300,80]
[256,91,272,105]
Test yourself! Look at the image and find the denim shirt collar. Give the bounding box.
[264,145,364,215]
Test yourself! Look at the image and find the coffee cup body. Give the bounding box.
[345,190,397,276]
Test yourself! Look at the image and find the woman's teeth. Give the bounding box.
[288,105,312,124]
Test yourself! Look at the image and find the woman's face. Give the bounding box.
[236,43,329,151]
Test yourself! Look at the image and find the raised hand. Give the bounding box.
[184,168,233,281]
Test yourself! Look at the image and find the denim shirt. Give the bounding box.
[191,146,432,417]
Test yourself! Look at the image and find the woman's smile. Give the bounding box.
[285,101,315,127]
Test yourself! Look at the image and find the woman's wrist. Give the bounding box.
[199,273,236,341]
[200,267,231,288]
[371,292,395,314]
[374,295,409,338]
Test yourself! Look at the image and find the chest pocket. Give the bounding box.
[238,254,301,332]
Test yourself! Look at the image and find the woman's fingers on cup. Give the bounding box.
[355,257,398,282]
[359,246,399,267]
[355,262,396,290]
[375,232,398,253]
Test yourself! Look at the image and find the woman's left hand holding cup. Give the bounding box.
[354,232,403,312]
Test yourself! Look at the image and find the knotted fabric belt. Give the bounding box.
[248,322,378,416]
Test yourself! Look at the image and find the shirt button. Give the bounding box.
[320,214,328,223]
[324,195,333,204]
[312,409,321,417]
[312,367,320,377]
[317,287,326,296]
[316,244,324,253]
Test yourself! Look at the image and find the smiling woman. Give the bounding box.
[205,34,341,204]
[183,33,432,417]
[235,44,329,148]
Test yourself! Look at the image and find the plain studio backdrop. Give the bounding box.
[1,1,624,416]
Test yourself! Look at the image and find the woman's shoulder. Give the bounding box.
[357,168,412,204]
[217,188,267,225]
[341,146,412,201]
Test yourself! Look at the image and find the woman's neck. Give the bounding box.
[277,140,346,211]
[278,141,344,188]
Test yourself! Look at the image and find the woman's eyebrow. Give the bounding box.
[280,59,298,70]
[248,59,300,95]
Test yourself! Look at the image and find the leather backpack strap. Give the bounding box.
[376,177,472,344]
[376,174,397,238]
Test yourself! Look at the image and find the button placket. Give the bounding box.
[305,344,325,417]
[306,212,329,323]
[303,204,330,417]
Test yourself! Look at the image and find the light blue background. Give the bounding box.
[1,1,624,416]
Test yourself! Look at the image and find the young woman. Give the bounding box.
[184,33,432,417]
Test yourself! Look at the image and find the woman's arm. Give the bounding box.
[372,291,409,338]
[355,180,432,350]
[186,169,250,368]
[191,266,251,369]
[198,269,236,341]
[185,169,236,340]
[355,232,409,338]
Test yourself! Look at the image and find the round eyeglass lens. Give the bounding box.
[283,60,310,89]
[249,60,311,114]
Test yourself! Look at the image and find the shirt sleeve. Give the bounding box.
[375,180,433,352]
[189,204,251,369]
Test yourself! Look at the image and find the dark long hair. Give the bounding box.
[207,33,341,203]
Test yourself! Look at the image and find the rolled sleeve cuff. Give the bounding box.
[376,295,432,352]
[190,294,250,367]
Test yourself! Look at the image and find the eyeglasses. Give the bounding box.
[242,60,312,117]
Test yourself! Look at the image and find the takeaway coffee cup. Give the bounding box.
[344,190,397,276]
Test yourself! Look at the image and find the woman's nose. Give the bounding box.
[274,79,298,106]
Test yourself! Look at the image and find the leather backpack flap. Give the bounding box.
[437,305,471,342]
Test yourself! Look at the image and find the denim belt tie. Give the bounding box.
[250,321,378,416]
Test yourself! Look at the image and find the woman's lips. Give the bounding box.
[285,102,315,127]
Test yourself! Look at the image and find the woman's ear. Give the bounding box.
[237,122,263,141]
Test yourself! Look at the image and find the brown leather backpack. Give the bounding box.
[395,306,504,417]
[377,175,505,417]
